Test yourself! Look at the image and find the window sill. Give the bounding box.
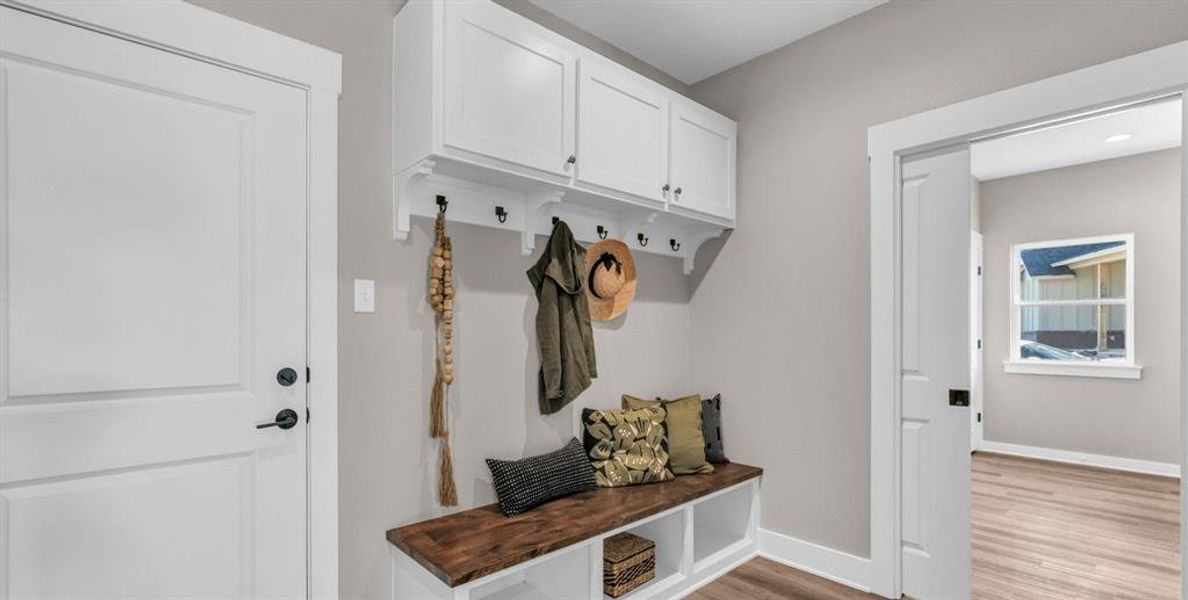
[1002,360,1142,380]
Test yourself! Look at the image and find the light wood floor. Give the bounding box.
[688,556,874,599]
[689,452,1181,599]
[972,451,1180,599]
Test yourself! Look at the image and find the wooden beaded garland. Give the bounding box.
[427,210,458,507]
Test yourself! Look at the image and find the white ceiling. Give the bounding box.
[972,99,1183,181]
[527,0,888,85]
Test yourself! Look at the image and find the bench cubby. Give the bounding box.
[692,483,755,572]
[610,509,687,600]
[469,544,592,600]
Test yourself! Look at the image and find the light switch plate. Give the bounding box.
[354,279,375,313]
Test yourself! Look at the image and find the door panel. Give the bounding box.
[7,459,252,599]
[0,396,271,483]
[669,101,735,220]
[577,59,668,201]
[6,60,246,398]
[900,149,972,599]
[0,8,307,599]
[444,2,575,176]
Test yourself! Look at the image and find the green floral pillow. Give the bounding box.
[582,407,675,487]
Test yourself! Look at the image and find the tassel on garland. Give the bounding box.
[430,358,446,439]
[428,211,458,507]
[438,439,458,507]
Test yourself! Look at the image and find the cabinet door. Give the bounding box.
[669,101,736,221]
[443,2,575,177]
[576,59,668,202]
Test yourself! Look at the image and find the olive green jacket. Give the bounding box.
[527,222,597,414]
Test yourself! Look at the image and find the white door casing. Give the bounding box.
[443,0,576,178]
[0,7,309,598]
[900,149,972,599]
[669,100,736,221]
[870,41,1188,600]
[576,58,669,202]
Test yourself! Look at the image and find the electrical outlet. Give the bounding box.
[354,279,375,313]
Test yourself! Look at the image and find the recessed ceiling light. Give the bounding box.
[1105,133,1134,143]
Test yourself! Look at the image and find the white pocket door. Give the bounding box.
[900,149,972,600]
[0,9,308,599]
[443,1,576,177]
[576,59,669,202]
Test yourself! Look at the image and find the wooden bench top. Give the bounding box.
[386,462,762,587]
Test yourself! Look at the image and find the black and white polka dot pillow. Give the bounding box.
[485,437,597,516]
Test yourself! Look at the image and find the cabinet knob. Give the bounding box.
[674,187,682,197]
[567,155,576,165]
[662,184,670,193]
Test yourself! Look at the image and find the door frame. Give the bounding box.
[868,41,1188,598]
[0,1,343,597]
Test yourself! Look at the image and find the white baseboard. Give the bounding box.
[979,440,1180,478]
[757,529,872,593]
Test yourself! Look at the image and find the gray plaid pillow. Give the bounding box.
[702,394,730,463]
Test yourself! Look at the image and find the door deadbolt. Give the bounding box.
[276,367,298,387]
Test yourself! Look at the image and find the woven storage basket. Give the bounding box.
[603,532,656,598]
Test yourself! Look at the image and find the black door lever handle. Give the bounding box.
[257,408,299,430]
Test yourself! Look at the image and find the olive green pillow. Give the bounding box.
[582,406,675,487]
[623,394,714,475]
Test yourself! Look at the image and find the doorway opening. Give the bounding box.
[967,97,1182,598]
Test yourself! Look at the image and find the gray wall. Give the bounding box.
[186,2,694,599]
[687,1,1188,557]
[980,149,1181,463]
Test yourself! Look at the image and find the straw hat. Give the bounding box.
[584,239,637,321]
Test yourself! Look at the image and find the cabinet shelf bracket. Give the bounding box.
[521,189,566,255]
[681,228,726,275]
[393,159,438,241]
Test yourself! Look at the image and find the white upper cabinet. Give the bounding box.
[669,100,737,221]
[443,1,576,177]
[576,58,669,203]
[393,0,737,272]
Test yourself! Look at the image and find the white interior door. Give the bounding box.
[443,1,576,177]
[576,58,669,202]
[668,100,736,221]
[970,230,984,452]
[0,8,308,599]
[900,149,972,599]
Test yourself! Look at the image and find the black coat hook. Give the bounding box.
[637,232,649,247]
[597,225,608,240]
[495,206,508,223]
[436,195,448,213]
[669,238,681,252]
[552,216,560,225]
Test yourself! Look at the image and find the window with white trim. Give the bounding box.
[1006,234,1140,379]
